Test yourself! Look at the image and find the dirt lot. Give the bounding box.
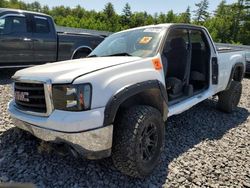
[0,69,249,188]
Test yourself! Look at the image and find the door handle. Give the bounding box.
[23,38,32,42]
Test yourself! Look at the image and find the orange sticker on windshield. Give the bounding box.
[139,37,152,44]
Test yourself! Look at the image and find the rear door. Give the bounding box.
[189,27,219,91]
[0,13,33,65]
[31,15,57,64]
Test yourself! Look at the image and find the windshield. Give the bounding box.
[89,27,165,58]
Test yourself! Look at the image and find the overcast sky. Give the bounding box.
[22,0,238,15]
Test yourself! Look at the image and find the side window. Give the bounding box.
[0,16,27,34]
[163,28,189,54]
[163,28,190,80]
[0,18,5,34]
[246,52,250,63]
[34,16,50,33]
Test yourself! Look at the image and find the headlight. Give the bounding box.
[52,84,92,111]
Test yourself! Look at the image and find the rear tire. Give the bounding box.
[217,81,242,113]
[112,105,165,178]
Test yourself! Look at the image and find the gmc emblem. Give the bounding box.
[15,91,29,102]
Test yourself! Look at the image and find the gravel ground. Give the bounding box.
[0,69,249,188]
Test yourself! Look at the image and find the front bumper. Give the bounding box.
[8,101,113,159]
[12,118,113,159]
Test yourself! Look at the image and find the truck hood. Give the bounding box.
[13,56,141,83]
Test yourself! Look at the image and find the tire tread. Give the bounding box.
[112,105,164,178]
[217,81,242,113]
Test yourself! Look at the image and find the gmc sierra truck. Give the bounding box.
[8,24,246,178]
[0,8,105,68]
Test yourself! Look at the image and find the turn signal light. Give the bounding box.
[152,58,162,70]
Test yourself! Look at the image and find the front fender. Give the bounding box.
[103,80,168,126]
[73,56,166,113]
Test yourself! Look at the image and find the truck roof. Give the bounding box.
[116,23,206,34]
[0,8,50,17]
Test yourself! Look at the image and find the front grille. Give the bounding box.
[14,82,47,113]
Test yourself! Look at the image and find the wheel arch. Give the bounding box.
[103,80,168,126]
[71,46,93,59]
[226,62,245,90]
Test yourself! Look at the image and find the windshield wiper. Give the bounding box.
[87,54,98,58]
[106,52,132,57]
[88,53,132,58]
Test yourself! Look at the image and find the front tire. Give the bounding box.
[112,105,165,178]
[217,80,242,113]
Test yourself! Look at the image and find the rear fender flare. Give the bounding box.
[226,62,245,90]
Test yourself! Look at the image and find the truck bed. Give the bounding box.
[216,47,243,54]
[56,26,111,37]
[215,43,250,52]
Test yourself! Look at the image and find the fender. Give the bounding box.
[226,62,245,90]
[103,80,168,126]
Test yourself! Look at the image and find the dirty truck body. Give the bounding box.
[8,24,246,177]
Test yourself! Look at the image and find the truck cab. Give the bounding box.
[8,24,246,178]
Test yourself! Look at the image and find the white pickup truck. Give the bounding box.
[8,24,246,178]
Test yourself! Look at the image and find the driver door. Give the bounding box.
[0,14,33,65]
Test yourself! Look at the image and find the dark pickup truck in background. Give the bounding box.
[0,8,105,68]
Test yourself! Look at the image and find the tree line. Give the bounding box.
[0,0,249,44]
